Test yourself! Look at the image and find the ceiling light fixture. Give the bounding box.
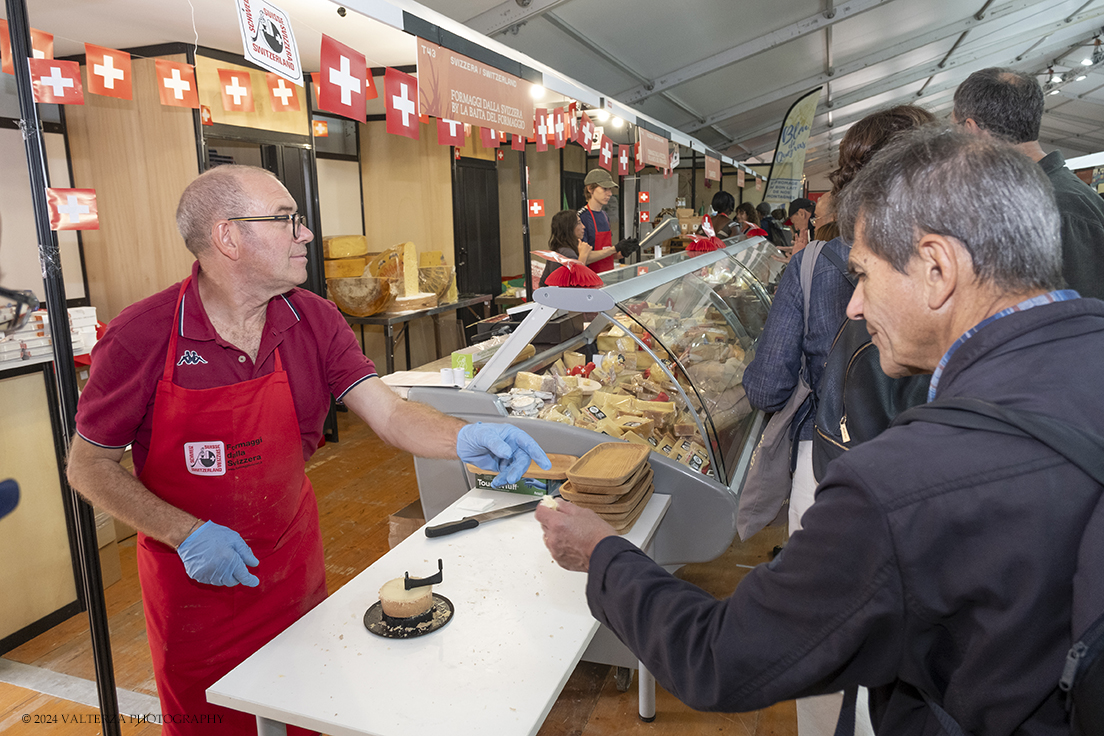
[530,85,545,99]
[595,109,610,122]
[611,116,623,128]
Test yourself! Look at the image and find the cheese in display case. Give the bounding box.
[471,238,781,489]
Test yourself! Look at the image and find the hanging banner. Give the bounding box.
[267,72,300,112]
[755,177,763,191]
[85,44,133,100]
[764,86,821,204]
[46,188,99,231]
[235,0,303,85]
[416,38,535,138]
[737,169,746,188]
[704,156,721,182]
[637,127,669,169]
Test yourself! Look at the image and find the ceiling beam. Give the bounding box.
[465,0,573,37]
[682,0,1053,135]
[619,0,893,105]
[728,15,1104,148]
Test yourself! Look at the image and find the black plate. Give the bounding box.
[363,594,454,639]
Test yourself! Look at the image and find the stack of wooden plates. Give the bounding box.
[562,444,653,533]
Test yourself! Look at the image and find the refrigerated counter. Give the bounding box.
[409,238,785,566]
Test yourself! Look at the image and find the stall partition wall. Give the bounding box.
[0,367,81,649]
[495,143,587,283]
[452,156,501,304]
[64,53,199,325]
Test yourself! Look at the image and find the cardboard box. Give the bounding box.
[113,517,136,542]
[99,539,121,588]
[388,500,425,549]
[94,509,116,548]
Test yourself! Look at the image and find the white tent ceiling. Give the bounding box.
[4,0,1103,188]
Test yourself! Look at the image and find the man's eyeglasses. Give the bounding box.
[0,287,39,339]
[227,213,306,239]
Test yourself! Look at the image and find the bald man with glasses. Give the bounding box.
[66,165,549,736]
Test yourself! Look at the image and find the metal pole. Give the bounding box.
[4,2,121,733]
[520,148,532,299]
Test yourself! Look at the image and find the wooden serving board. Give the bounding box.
[606,485,654,533]
[559,481,626,505]
[566,467,653,513]
[565,460,650,496]
[465,453,577,480]
[567,443,650,487]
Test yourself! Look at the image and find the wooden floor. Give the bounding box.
[0,409,795,736]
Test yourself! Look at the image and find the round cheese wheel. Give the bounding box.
[379,577,434,619]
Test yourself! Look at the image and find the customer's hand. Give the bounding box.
[176,521,260,587]
[456,423,551,487]
[535,500,616,572]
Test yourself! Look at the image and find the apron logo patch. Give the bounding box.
[177,350,208,366]
[184,441,226,476]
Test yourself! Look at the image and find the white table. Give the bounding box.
[208,488,671,736]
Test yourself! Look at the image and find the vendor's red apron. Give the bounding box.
[136,279,325,736]
[584,207,615,273]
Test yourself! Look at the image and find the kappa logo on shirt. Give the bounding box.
[177,350,208,366]
[184,441,226,476]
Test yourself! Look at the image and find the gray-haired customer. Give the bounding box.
[536,125,1104,735]
[953,67,1104,299]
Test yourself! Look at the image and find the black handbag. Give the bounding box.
[812,317,929,483]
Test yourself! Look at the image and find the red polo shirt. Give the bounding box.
[76,261,377,475]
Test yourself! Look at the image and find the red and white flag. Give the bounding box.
[218,68,255,112]
[635,141,644,172]
[528,199,546,218]
[512,132,526,151]
[639,211,650,223]
[85,44,132,100]
[29,60,83,105]
[385,67,419,140]
[553,107,566,149]
[437,118,465,147]
[319,34,366,122]
[155,60,199,108]
[496,149,505,161]
[0,22,51,74]
[46,188,98,231]
[534,108,548,152]
[618,144,631,176]
[200,105,214,126]
[364,67,379,101]
[578,111,595,148]
[267,73,300,112]
[639,191,650,203]
[313,120,329,137]
[480,126,501,148]
[598,134,614,171]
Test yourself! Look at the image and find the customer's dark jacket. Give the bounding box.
[1039,151,1104,300]
[586,297,1104,735]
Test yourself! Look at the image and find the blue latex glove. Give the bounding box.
[176,520,260,587]
[457,423,552,488]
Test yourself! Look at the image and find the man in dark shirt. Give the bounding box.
[953,67,1104,299]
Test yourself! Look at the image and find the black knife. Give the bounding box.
[424,495,557,538]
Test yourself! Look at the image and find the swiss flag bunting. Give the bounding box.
[635,141,644,172]
[30,59,83,105]
[46,188,98,231]
[528,199,546,218]
[1,22,54,75]
[319,34,366,122]
[578,111,595,148]
[200,105,214,126]
[437,118,465,147]
[313,120,329,137]
[553,107,566,149]
[267,73,300,112]
[365,68,379,100]
[534,107,548,152]
[155,60,199,108]
[618,144,631,176]
[84,44,132,100]
[218,68,255,112]
[512,132,526,151]
[384,67,419,140]
[598,134,614,171]
[480,126,501,148]
[639,211,650,223]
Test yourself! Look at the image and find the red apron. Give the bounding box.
[584,207,615,273]
[136,279,325,736]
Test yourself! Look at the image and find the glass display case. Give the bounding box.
[467,239,781,489]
